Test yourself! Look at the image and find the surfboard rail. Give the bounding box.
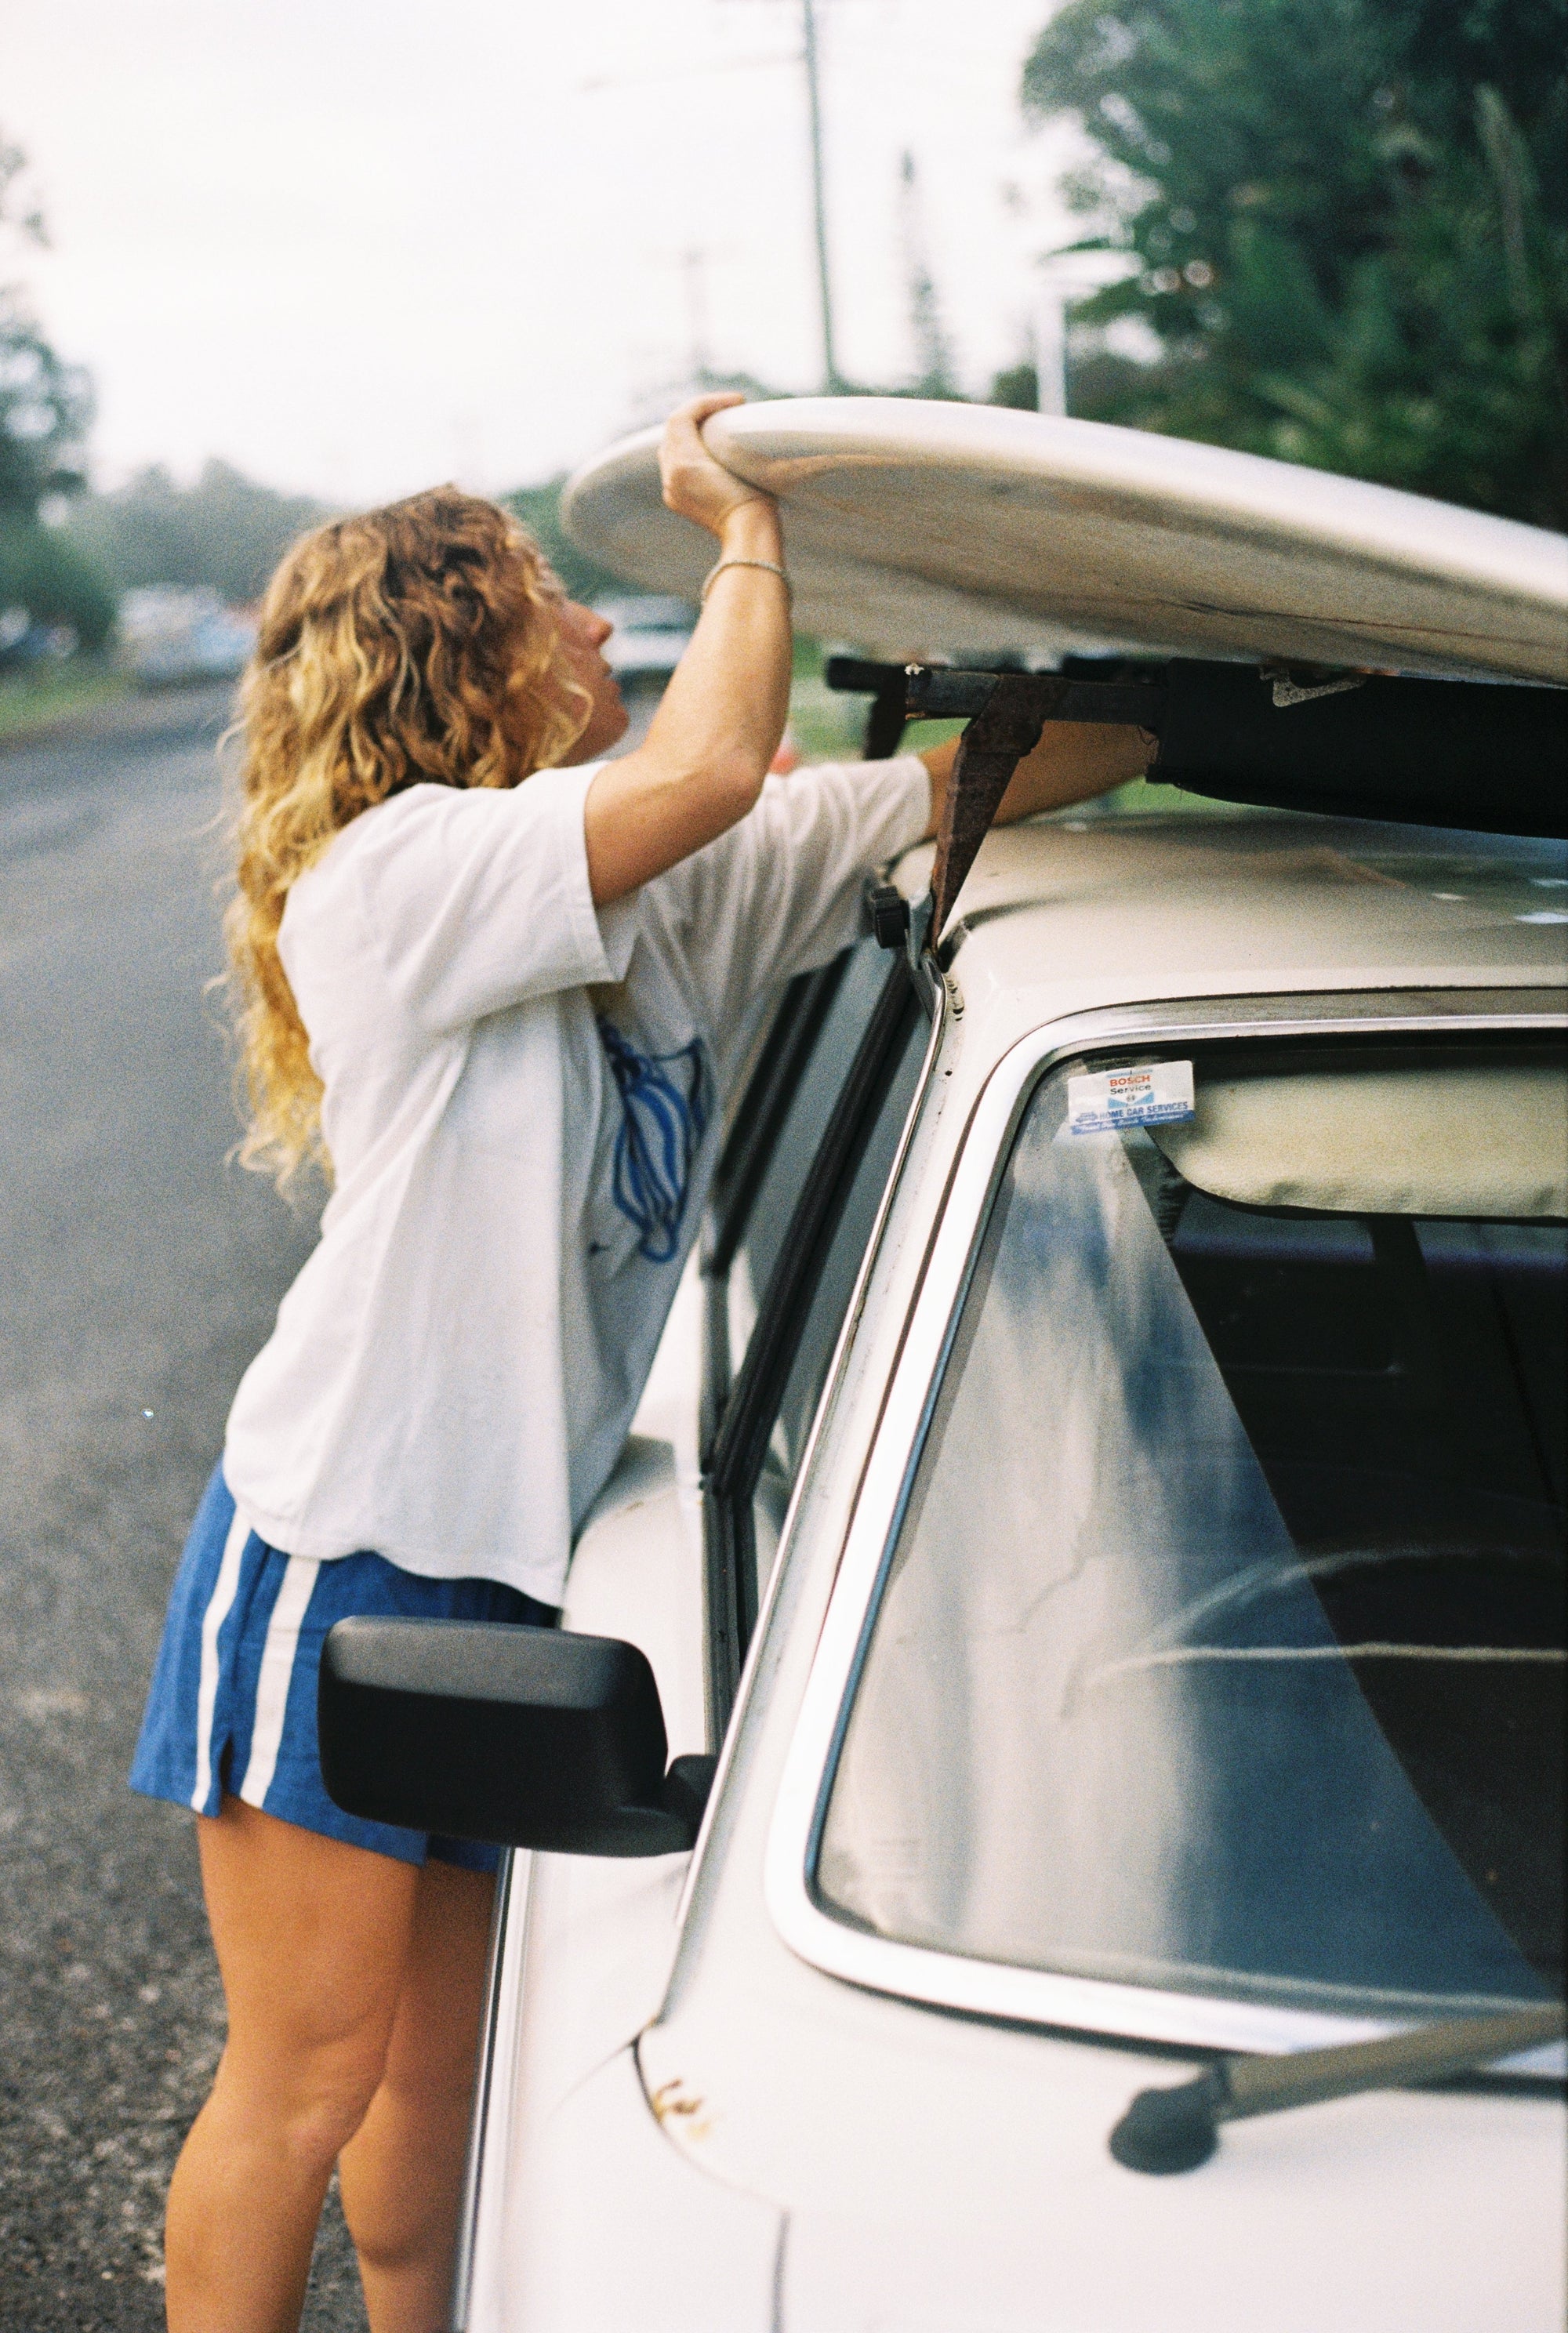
[562,399,1568,684]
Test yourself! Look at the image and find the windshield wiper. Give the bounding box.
[1110,2002,1565,2174]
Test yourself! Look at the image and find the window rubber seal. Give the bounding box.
[701,959,922,1736]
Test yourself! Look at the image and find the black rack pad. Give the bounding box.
[1156,662,1567,838]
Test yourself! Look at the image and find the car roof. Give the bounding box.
[563,398,1568,680]
[893,809,1568,1033]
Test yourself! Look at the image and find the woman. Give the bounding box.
[130,393,1152,2332]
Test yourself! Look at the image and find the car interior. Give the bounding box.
[814,1028,1565,2021]
[1138,1042,1566,1988]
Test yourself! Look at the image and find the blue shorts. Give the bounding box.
[130,1464,556,1872]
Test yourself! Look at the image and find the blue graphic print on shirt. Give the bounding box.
[597,1019,713,1264]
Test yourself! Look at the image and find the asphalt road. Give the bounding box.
[0,689,366,2326]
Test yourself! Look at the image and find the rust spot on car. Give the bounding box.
[649,2078,713,2142]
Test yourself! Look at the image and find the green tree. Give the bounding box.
[1022,0,1568,525]
[77,463,655,615]
[0,129,114,648]
[503,480,624,606]
[66,460,332,604]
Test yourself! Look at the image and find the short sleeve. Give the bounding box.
[639,754,931,1033]
[332,768,635,1032]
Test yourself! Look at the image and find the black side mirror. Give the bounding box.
[318,1618,717,1856]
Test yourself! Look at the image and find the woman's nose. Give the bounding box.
[564,600,613,650]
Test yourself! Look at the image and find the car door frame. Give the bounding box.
[699,943,934,1740]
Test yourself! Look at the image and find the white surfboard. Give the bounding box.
[561,398,1568,684]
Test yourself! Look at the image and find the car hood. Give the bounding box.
[637,2001,1565,2332]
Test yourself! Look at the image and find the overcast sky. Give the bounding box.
[6,0,1083,507]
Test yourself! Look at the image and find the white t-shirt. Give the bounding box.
[223,753,931,1603]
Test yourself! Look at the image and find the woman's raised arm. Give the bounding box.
[916,718,1156,840]
[583,395,793,905]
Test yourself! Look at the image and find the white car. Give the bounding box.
[596,594,698,688]
[321,405,1567,2332]
[118,585,258,685]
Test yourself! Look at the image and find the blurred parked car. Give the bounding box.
[118,586,256,687]
[0,606,85,667]
[596,593,696,688]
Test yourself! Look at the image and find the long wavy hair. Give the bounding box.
[224,488,590,1191]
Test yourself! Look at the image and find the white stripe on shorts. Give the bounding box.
[191,1504,252,1813]
[238,1554,321,1812]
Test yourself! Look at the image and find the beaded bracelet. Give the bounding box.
[699,557,793,607]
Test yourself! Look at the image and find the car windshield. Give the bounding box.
[817,1040,1566,2022]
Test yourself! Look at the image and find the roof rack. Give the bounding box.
[826,656,1568,940]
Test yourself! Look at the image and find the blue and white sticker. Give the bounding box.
[1066,1059,1196,1135]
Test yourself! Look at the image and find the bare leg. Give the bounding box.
[338,1859,496,2333]
[165,1798,419,2333]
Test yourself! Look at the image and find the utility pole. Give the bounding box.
[597,5,843,394]
[1034,283,1067,416]
[898,149,954,394]
[800,0,840,390]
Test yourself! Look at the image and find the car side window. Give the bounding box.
[710,938,892,1399]
[748,1013,925,1579]
[700,942,928,1735]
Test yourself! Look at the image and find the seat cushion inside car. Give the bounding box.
[1155,1061,1567,1217]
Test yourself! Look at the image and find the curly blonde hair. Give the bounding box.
[224,488,590,1190]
